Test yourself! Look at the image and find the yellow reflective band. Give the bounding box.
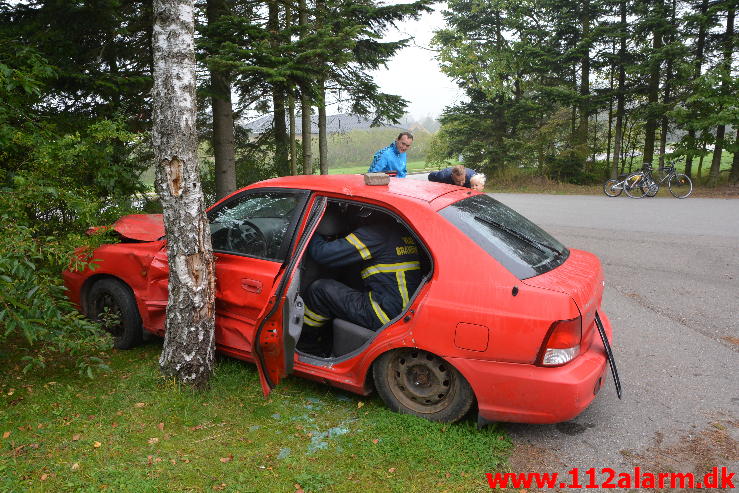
[305,306,329,322]
[360,261,421,279]
[369,292,390,324]
[346,233,372,260]
[303,316,325,327]
[396,271,410,307]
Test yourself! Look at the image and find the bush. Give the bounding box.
[0,119,146,374]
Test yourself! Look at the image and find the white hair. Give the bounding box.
[470,173,486,186]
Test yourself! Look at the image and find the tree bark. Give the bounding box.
[658,0,677,171]
[685,0,709,178]
[268,0,289,175]
[730,128,739,185]
[611,0,627,178]
[206,0,237,200]
[285,3,298,176]
[152,0,215,389]
[575,0,590,170]
[642,0,663,170]
[299,0,312,174]
[707,1,734,187]
[318,79,328,175]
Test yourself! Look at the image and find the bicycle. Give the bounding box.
[624,163,693,199]
[603,173,630,197]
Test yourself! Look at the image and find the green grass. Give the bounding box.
[1,339,510,492]
[328,160,446,175]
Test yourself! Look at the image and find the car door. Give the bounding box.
[253,195,327,395]
[208,189,309,356]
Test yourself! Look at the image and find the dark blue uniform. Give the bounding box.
[304,221,421,330]
[428,167,476,187]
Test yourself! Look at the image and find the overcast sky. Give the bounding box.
[369,3,464,120]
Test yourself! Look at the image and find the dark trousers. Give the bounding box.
[304,279,383,330]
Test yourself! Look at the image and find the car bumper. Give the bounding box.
[62,270,85,310]
[449,312,613,424]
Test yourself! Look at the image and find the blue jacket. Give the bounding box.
[428,167,476,187]
[308,222,421,321]
[368,142,407,178]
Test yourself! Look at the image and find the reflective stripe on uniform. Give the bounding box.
[368,292,390,324]
[304,305,329,327]
[346,233,372,260]
[360,261,421,279]
[361,261,421,307]
[303,316,325,327]
[305,306,329,322]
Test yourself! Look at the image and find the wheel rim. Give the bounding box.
[92,291,124,338]
[625,175,646,198]
[604,179,621,197]
[669,175,692,198]
[386,350,456,414]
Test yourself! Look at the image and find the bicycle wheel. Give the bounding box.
[668,173,692,198]
[603,178,623,197]
[645,180,659,197]
[624,173,647,198]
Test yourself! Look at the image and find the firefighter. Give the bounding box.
[303,211,422,332]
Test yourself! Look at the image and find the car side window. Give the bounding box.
[210,191,303,260]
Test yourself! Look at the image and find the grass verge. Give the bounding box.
[1,338,510,492]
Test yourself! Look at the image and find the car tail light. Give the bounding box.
[537,316,582,366]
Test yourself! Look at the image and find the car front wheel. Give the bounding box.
[373,349,474,423]
[87,278,143,349]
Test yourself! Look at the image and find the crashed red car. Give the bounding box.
[63,174,619,424]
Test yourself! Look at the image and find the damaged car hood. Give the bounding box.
[113,214,165,242]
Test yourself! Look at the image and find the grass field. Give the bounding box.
[1,338,510,492]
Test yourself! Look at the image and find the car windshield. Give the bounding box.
[439,194,568,279]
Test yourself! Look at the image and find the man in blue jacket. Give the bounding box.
[367,132,414,178]
[303,211,421,332]
[428,164,477,188]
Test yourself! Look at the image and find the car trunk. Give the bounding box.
[521,248,604,352]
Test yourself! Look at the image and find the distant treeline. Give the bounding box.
[432,0,738,186]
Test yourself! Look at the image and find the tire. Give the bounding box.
[373,349,474,423]
[87,278,143,349]
[603,179,622,197]
[624,173,647,199]
[645,180,659,197]
[668,173,692,198]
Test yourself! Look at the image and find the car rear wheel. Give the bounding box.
[373,349,474,423]
[87,278,143,349]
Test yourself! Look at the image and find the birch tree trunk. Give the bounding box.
[152,0,216,389]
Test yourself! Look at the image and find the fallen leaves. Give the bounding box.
[148,437,159,445]
[93,441,102,448]
[372,439,379,444]
[2,431,10,439]
[71,463,80,471]
[134,402,146,408]
[219,455,233,463]
[357,401,364,409]
[157,422,165,431]
[72,434,81,441]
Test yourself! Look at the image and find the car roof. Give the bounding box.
[251,174,475,211]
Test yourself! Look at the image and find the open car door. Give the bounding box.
[253,196,327,396]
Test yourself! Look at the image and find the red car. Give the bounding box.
[63,174,619,424]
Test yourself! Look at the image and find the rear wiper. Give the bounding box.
[474,216,561,255]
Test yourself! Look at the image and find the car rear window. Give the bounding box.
[439,194,569,279]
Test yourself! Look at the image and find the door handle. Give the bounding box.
[241,278,262,294]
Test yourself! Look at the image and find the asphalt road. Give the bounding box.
[492,193,739,489]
